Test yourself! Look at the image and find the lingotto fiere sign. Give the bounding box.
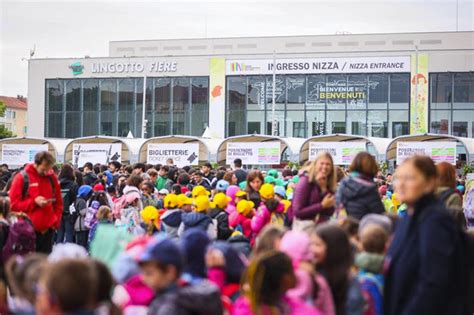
[147,143,199,168]
[226,56,410,75]
[309,142,366,165]
[226,142,281,165]
[396,142,457,165]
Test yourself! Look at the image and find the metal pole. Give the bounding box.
[414,45,419,133]
[141,76,147,138]
[272,51,276,136]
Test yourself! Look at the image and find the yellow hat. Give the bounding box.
[141,206,159,224]
[259,183,275,200]
[237,199,255,216]
[177,194,194,208]
[194,195,211,212]
[192,185,211,198]
[235,191,247,198]
[163,194,179,209]
[213,192,231,209]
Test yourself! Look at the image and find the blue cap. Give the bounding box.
[216,180,230,191]
[457,185,465,193]
[139,237,184,272]
[78,185,92,198]
[274,185,286,199]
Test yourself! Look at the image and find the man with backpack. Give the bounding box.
[9,151,63,253]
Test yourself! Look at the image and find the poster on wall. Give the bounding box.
[226,142,281,165]
[396,142,456,165]
[410,54,429,134]
[73,143,121,167]
[147,143,199,167]
[209,57,226,137]
[1,144,49,166]
[308,142,366,165]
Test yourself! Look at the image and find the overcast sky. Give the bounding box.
[1,0,473,96]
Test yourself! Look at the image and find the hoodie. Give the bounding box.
[178,212,216,239]
[251,201,285,235]
[208,208,233,240]
[335,174,385,220]
[161,209,182,238]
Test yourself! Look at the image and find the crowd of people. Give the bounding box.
[0,150,472,315]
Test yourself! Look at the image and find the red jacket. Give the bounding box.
[9,163,63,233]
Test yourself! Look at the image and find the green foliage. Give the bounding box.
[0,125,13,139]
[0,102,6,118]
[463,165,474,176]
[287,161,301,170]
[378,161,389,175]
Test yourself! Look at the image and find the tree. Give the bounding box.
[0,102,14,139]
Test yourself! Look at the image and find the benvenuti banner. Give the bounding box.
[410,54,429,134]
[209,58,226,137]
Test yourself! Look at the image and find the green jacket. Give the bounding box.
[156,175,167,190]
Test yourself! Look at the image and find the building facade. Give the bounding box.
[0,96,28,137]
[28,31,474,139]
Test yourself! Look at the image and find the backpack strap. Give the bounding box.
[21,170,29,199]
[438,188,456,205]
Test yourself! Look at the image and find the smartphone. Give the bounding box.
[47,198,56,203]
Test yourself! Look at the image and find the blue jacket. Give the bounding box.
[384,194,464,315]
[181,212,212,232]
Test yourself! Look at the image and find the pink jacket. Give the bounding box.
[229,212,252,238]
[232,295,322,315]
[251,202,285,235]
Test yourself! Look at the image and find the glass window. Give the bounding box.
[306,111,325,136]
[153,113,170,136]
[286,75,305,110]
[266,76,285,110]
[83,79,98,111]
[453,110,474,138]
[265,111,284,136]
[100,111,116,136]
[347,74,367,110]
[83,111,98,136]
[347,111,366,135]
[390,74,409,106]
[65,112,81,138]
[248,121,262,134]
[307,75,325,110]
[368,74,388,109]
[100,79,116,111]
[155,78,171,112]
[368,110,388,137]
[191,77,209,136]
[286,110,305,137]
[136,78,144,114]
[453,73,474,109]
[47,112,63,138]
[173,78,190,135]
[47,80,63,111]
[430,110,450,134]
[227,110,246,136]
[325,75,346,110]
[430,73,452,109]
[248,76,265,110]
[228,77,246,111]
[389,110,409,138]
[327,111,346,134]
[118,112,134,137]
[65,80,81,111]
[118,79,135,111]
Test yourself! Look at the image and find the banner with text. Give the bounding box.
[226,56,410,75]
[309,142,366,165]
[1,144,49,166]
[147,143,199,167]
[226,142,281,165]
[73,143,122,167]
[396,141,456,165]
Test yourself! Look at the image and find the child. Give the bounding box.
[35,259,97,315]
[280,230,335,315]
[233,250,321,315]
[229,199,254,239]
[160,194,182,238]
[225,185,241,215]
[142,182,158,208]
[140,205,161,236]
[117,191,144,235]
[180,229,211,285]
[74,185,93,249]
[191,185,210,199]
[275,185,291,212]
[177,194,193,213]
[179,195,216,239]
[254,224,286,256]
[138,237,223,315]
[251,184,286,235]
[355,224,388,315]
[206,241,246,313]
[88,205,113,244]
[208,192,233,240]
[312,223,365,315]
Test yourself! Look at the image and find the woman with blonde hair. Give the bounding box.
[292,151,337,225]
